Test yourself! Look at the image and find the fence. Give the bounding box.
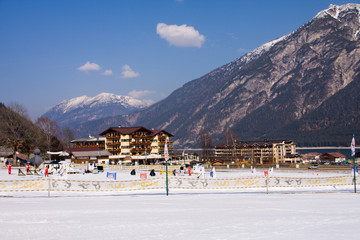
[76,164,182,171]
[0,175,358,196]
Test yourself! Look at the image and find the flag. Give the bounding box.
[106,172,116,180]
[210,167,216,178]
[164,139,169,161]
[351,134,356,156]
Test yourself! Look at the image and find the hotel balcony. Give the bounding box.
[131,147,152,153]
[106,135,120,139]
[130,141,152,145]
[74,144,105,148]
[108,149,122,153]
[158,141,173,145]
[132,135,150,139]
[106,142,121,146]
[158,148,174,152]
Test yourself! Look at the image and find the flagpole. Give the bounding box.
[164,139,169,196]
[166,159,169,196]
[351,134,356,193]
[353,154,356,193]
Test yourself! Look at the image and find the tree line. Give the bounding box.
[0,102,75,163]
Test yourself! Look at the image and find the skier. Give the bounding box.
[44,166,49,177]
[6,163,11,175]
[26,164,30,173]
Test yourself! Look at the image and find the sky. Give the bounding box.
[0,0,355,120]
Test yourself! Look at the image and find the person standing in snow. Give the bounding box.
[210,167,216,178]
[6,163,11,175]
[44,165,49,177]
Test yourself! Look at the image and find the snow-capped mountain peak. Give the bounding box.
[314,3,360,21]
[56,93,150,114]
[42,93,152,128]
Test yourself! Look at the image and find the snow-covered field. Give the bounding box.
[1,167,360,240]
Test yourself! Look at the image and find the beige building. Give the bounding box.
[215,140,299,165]
[99,126,173,164]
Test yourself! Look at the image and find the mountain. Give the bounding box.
[78,4,360,147]
[42,93,151,130]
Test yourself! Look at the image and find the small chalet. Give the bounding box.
[301,152,321,163]
[66,147,110,164]
[320,152,346,163]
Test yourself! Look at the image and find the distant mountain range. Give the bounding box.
[42,93,151,130]
[44,4,360,147]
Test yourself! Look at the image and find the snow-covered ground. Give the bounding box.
[1,167,359,240]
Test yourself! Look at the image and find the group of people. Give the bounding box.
[171,166,193,176]
[5,162,49,177]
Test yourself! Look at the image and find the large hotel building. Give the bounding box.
[70,126,173,164]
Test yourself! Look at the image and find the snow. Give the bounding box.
[1,167,359,240]
[230,3,360,71]
[239,34,290,65]
[56,92,151,113]
[314,3,360,21]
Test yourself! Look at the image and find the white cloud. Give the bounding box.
[102,70,113,76]
[121,64,140,78]
[77,61,101,72]
[156,23,205,47]
[142,99,155,105]
[128,90,154,99]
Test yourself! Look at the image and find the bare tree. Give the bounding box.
[224,128,240,146]
[0,103,33,164]
[199,128,213,156]
[35,117,60,151]
[61,127,75,148]
[8,102,30,119]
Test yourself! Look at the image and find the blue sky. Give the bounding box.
[0,0,354,120]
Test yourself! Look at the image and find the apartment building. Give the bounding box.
[215,140,299,165]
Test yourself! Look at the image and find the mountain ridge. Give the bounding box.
[42,92,152,129]
[48,3,360,147]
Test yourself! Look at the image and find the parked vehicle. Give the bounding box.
[86,162,104,173]
[308,165,319,169]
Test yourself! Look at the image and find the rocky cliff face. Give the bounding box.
[78,4,360,146]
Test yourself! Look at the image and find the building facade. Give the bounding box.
[71,136,106,150]
[215,140,299,165]
[66,147,110,164]
[99,126,173,164]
